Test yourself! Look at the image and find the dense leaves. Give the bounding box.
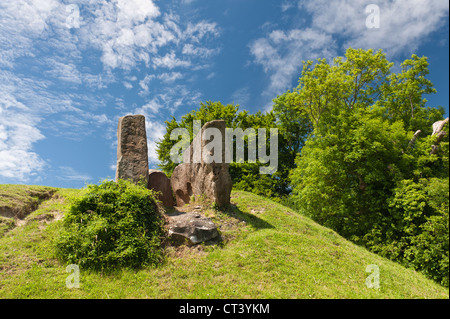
[55,180,165,270]
[286,48,448,286]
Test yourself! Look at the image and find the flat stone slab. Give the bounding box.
[167,212,219,245]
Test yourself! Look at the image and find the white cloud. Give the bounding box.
[301,0,449,56]
[184,21,220,43]
[230,87,251,107]
[250,0,449,107]
[75,0,176,70]
[44,58,82,84]
[58,166,92,182]
[182,43,219,58]
[2,0,220,73]
[0,0,62,68]
[137,83,201,117]
[138,74,155,95]
[69,3,220,71]
[0,92,46,181]
[157,72,184,83]
[82,73,115,90]
[0,149,46,180]
[152,51,191,69]
[116,0,160,24]
[250,28,335,104]
[145,120,166,164]
[281,1,295,12]
[0,68,75,182]
[180,0,197,4]
[140,99,163,115]
[123,81,133,89]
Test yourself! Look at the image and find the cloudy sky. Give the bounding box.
[0,0,448,188]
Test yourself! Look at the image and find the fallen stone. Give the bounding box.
[147,169,175,207]
[115,115,149,184]
[167,212,219,245]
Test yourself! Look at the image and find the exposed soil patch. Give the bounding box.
[0,186,56,219]
[0,186,58,236]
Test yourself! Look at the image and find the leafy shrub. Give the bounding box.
[360,178,449,287]
[406,202,449,287]
[55,180,165,270]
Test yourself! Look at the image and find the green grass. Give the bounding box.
[0,185,448,298]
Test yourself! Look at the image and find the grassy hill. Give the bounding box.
[0,184,448,298]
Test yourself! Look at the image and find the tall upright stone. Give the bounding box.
[115,115,149,184]
[171,120,232,207]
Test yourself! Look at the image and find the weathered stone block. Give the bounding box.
[167,212,219,245]
[147,169,175,207]
[115,115,149,184]
[170,120,232,207]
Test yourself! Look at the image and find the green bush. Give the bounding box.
[406,202,449,287]
[55,180,165,270]
[363,178,449,287]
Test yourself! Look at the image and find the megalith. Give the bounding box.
[170,163,193,206]
[115,115,149,184]
[170,120,232,207]
[148,169,175,207]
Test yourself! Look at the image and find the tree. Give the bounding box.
[272,91,313,194]
[290,108,410,240]
[285,48,448,286]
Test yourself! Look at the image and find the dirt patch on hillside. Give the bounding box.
[0,187,56,219]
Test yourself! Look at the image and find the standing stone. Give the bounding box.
[115,115,149,184]
[171,120,232,207]
[147,169,175,207]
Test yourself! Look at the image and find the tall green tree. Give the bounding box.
[285,48,448,286]
[272,91,313,192]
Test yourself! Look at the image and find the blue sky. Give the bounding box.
[0,0,448,188]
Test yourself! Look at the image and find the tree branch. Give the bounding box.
[408,130,421,148]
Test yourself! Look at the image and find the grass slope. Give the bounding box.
[0,185,56,236]
[0,186,448,298]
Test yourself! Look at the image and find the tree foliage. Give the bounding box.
[286,48,448,286]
